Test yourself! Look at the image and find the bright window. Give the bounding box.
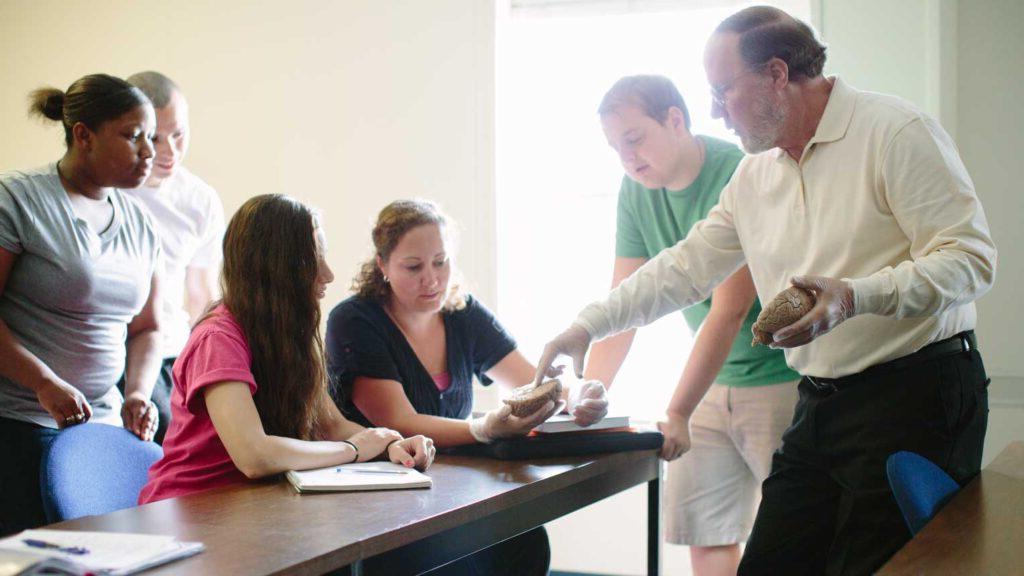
[496,1,811,419]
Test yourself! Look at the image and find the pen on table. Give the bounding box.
[23,538,90,555]
[333,468,410,475]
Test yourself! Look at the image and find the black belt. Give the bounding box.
[804,331,976,394]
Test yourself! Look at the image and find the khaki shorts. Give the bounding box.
[664,380,799,547]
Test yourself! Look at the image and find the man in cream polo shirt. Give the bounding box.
[123,72,224,444]
[536,6,995,575]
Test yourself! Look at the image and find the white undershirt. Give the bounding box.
[125,167,224,358]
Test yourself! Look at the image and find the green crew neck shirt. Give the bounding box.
[615,135,798,386]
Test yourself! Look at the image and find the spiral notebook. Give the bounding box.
[286,462,432,493]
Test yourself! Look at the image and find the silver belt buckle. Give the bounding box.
[807,376,837,393]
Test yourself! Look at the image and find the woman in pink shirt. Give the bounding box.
[140,194,434,503]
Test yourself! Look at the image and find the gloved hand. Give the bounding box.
[771,276,855,348]
[534,324,592,385]
[566,380,608,427]
[469,399,565,444]
[656,416,691,461]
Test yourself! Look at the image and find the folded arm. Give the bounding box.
[205,382,360,478]
[352,376,478,447]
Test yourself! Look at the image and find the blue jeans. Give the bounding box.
[0,417,60,536]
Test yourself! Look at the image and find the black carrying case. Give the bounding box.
[444,429,664,460]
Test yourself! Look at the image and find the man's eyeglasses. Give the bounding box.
[710,64,767,107]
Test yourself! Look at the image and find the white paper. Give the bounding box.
[287,462,432,492]
[0,529,203,575]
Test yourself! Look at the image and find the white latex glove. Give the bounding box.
[567,380,609,427]
[771,276,855,348]
[534,324,592,385]
[656,416,691,461]
[469,400,565,444]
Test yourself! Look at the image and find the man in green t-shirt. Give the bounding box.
[584,75,800,575]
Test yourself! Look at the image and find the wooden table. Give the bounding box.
[879,441,1024,574]
[51,449,662,575]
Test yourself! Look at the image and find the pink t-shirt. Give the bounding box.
[432,371,451,392]
[138,305,257,504]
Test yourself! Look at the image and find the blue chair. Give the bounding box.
[886,450,960,535]
[40,423,163,522]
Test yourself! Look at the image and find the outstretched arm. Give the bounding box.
[583,257,647,390]
[659,266,757,460]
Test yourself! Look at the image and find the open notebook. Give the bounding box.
[0,529,203,576]
[286,462,432,493]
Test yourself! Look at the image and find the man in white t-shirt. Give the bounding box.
[123,71,225,443]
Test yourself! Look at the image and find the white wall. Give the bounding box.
[547,2,1024,574]
[0,0,497,309]
[818,0,959,135]
[958,0,1024,468]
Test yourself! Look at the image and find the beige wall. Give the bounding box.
[2,2,1021,575]
[0,0,497,309]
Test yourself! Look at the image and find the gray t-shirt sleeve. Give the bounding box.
[0,181,28,254]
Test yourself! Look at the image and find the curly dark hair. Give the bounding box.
[352,199,465,311]
[715,6,827,80]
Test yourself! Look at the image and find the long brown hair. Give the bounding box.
[351,199,465,311]
[219,194,326,439]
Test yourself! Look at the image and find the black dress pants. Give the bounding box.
[738,340,989,576]
[344,526,550,576]
[0,417,60,536]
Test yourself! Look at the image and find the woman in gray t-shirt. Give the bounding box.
[0,74,163,535]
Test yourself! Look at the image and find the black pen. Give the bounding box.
[23,538,90,555]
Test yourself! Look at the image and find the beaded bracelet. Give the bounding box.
[341,439,359,463]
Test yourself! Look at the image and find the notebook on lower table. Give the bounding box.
[286,462,432,493]
[0,529,203,576]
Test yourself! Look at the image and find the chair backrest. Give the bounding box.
[886,450,960,535]
[40,423,163,522]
